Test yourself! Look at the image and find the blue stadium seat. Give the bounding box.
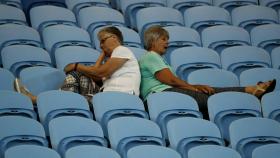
[55,46,100,70]
[201,25,251,54]
[127,145,182,158]
[188,145,241,158]
[30,5,77,34]
[146,91,202,141]
[166,0,212,14]
[170,47,221,81]
[0,0,22,9]
[167,117,224,158]
[250,24,280,54]
[208,92,262,142]
[19,66,66,96]
[0,116,48,158]
[0,68,15,91]
[92,91,149,136]
[0,4,26,25]
[231,5,279,32]
[110,0,121,10]
[229,117,280,158]
[163,26,201,63]
[252,144,280,158]
[107,117,164,158]
[221,46,271,76]
[65,145,121,158]
[0,90,37,119]
[259,0,280,12]
[213,0,258,13]
[120,0,166,28]
[5,145,61,158]
[187,69,239,87]
[49,116,107,157]
[184,6,231,34]
[271,47,280,69]
[1,45,52,77]
[261,91,280,122]
[126,47,146,60]
[37,90,93,135]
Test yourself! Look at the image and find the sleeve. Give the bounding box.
[111,46,133,59]
[145,53,169,75]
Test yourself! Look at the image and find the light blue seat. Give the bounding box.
[147,91,202,141]
[184,6,231,34]
[42,24,92,64]
[187,69,239,87]
[0,90,36,119]
[37,90,93,135]
[19,66,66,96]
[221,46,271,76]
[0,68,15,91]
[213,0,258,12]
[271,47,280,69]
[136,7,184,40]
[30,5,77,34]
[239,68,280,91]
[127,47,146,60]
[1,45,52,77]
[170,47,221,81]
[0,4,26,25]
[188,145,241,158]
[65,0,111,15]
[92,91,149,136]
[127,145,182,158]
[0,0,22,9]
[5,145,61,158]
[55,46,100,70]
[201,25,251,54]
[167,117,224,158]
[229,117,280,158]
[250,24,280,54]
[163,26,201,63]
[208,92,262,142]
[110,0,121,10]
[107,117,164,158]
[261,91,280,122]
[231,5,279,32]
[259,0,280,11]
[65,145,120,158]
[252,144,280,158]
[120,0,166,28]
[166,0,212,14]
[0,116,48,158]
[49,116,107,157]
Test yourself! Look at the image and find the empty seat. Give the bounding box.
[5,145,61,158]
[127,145,182,158]
[0,90,36,119]
[229,117,280,158]
[110,0,121,10]
[107,117,164,158]
[0,4,26,25]
[65,0,111,15]
[213,0,258,12]
[221,46,271,76]
[136,7,184,39]
[166,0,212,14]
[252,144,280,158]
[126,47,146,60]
[0,68,15,91]
[164,26,201,63]
[259,0,280,11]
[120,0,166,28]
[167,117,224,158]
[30,5,77,33]
[55,46,100,70]
[184,6,231,34]
[201,25,251,54]
[19,66,66,96]
[49,116,107,157]
[187,69,239,87]
[250,24,280,53]
[231,5,279,32]
[65,145,121,158]
[208,91,262,142]
[170,47,221,81]
[1,45,52,77]
[261,91,280,122]
[271,47,280,69]
[0,116,48,158]
[0,0,22,9]
[92,91,148,136]
[188,145,241,158]
[147,91,202,141]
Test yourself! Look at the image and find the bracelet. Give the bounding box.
[74,63,78,71]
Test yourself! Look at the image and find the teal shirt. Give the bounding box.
[139,51,173,100]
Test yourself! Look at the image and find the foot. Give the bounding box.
[251,79,276,99]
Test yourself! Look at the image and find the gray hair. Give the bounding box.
[143,25,169,50]
[97,26,123,44]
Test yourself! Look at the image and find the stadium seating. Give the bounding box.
[261,91,280,122]
[0,4,26,25]
[0,0,22,9]
[0,68,15,91]
[259,0,280,11]
[271,47,280,69]
[65,0,111,15]
[126,47,146,60]
[166,0,212,14]
[127,145,182,158]
[252,144,280,158]
[188,145,241,158]
[213,0,258,12]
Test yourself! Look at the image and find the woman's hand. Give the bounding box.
[64,63,75,73]
[192,85,215,95]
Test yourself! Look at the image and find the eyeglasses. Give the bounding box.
[99,34,114,44]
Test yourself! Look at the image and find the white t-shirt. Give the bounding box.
[102,46,141,95]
